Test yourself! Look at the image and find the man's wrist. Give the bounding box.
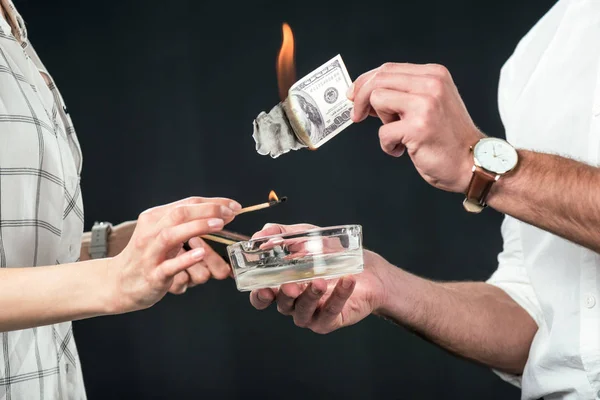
[485,148,528,209]
[370,259,439,331]
[369,256,408,319]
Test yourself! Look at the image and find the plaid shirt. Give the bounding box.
[0,1,87,399]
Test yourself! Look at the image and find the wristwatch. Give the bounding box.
[89,221,112,259]
[463,137,518,213]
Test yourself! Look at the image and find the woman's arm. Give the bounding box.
[0,197,240,332]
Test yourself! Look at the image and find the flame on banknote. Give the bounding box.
[277,23,296,102]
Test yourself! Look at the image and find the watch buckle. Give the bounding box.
[90,221,112,259]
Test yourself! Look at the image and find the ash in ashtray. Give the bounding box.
[257,245,290,266]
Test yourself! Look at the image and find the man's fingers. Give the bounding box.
[369,90,429,157]
[347,67,378,101]
[369,88,427,119]
[252,223,318,239]
[375,108,400,125]
[250,289,277,310]
[378,120,408,157]
[276,283,303,315]
[352,72,436,122]
[292,279,328,327]
[251,223,285,239]
[350,63,451,102]
[314,277,356,326]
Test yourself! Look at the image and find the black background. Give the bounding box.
[18,0,555,398]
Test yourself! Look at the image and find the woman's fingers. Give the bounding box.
[185,237,230,282]
[112,197,242,312]
[141,197,241,223]
[185,262,211,287]
[198,239,231,280]
[149,217,225,260]
[157,203,233,231]
[158,245,207,281]
[169,271,190,294]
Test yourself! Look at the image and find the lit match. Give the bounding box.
[184,192,286,250]
[235,190,287,215]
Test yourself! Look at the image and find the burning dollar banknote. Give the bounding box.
[252,25,354,158]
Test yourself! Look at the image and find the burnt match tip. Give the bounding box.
[268,197,288,206]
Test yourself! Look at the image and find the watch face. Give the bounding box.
[473,138,518,174]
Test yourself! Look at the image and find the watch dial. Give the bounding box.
[473,138,518,174]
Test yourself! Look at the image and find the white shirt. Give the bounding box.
[487,0,600,398]
[0,0,86,399]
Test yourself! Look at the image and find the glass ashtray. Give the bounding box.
[227,225,364,291]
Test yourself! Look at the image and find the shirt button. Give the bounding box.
[585,295,596,309]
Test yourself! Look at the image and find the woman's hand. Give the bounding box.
[106,196,240,314]
[167,237,232,295]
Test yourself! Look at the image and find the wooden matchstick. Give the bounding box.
[183,230,251,250]
[201,234,237,246]
[214,229,251,242]
[236,197,287,215]
[182,194,288,249]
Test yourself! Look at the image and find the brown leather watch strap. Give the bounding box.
[463,166,498,212]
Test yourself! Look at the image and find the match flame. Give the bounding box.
[276,23,296,102]
[268,190,279,202]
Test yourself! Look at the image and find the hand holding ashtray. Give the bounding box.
[227,225,364,291]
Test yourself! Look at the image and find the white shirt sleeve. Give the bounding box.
[486,215,544,387]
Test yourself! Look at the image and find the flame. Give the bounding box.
[276,23,296,102]
[268,190,279,202]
